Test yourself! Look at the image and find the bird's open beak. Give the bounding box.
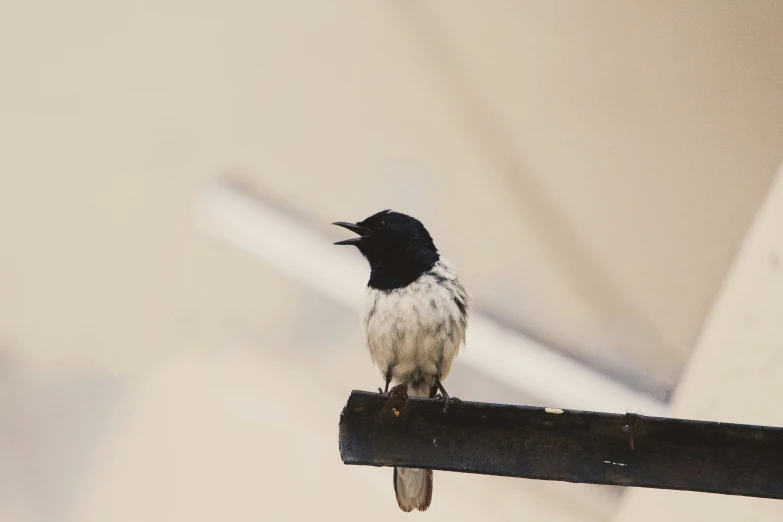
[332,222,371,245]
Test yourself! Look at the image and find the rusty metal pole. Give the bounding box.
[339,389,783,499]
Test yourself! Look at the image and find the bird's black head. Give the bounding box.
[333,210,440,290]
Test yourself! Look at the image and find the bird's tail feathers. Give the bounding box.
[393,381,433,512]
[394,467,433,512]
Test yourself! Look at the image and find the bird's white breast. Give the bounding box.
[363,259,468,394]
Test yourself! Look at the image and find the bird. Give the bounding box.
[333,210,469,512]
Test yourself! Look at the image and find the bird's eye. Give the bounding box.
[378,220,388,230]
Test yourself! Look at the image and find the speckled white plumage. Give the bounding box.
[363,258,468,397]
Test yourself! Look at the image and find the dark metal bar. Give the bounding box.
[339,389,783,499]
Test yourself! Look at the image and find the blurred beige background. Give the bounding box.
[0,1,782,521]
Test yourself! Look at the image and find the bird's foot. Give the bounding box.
[431,379,460,413]
[377,378,393,395]
[435,391,461,413]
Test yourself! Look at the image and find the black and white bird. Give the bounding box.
[333,210,469,512]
